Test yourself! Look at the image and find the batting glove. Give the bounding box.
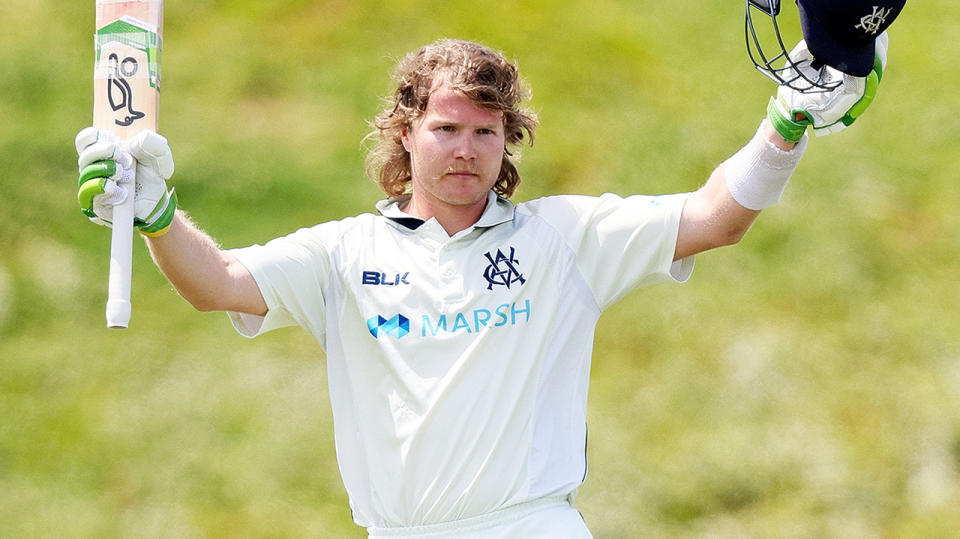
[76,128,177,237]
[767,32,888,142]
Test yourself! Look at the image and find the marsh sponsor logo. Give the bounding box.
[366,300,532,340]
[367,314,410,339]
[421,300,531,336]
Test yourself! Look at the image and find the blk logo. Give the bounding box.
[367,314,410,339]
[482,247,526,290]
[362,271,411,286]
[106,53,145,126]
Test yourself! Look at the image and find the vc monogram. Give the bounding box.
[482,247,526,290]
[855,6,892,35]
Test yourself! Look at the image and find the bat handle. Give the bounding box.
[106,172,135,329]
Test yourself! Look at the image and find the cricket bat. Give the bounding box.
[93,0,163,328]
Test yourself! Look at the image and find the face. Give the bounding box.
[401,86,505,221]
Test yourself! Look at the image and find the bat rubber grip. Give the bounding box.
[106,178,135,329]
[106,298,132,329]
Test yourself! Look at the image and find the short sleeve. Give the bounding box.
[224,224,336,344]
[519,193,694,309]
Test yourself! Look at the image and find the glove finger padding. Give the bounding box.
[74,127,177,235]
[875,31,889,76]
[776,47,863,127]
[75,127,112,158]
[76,127,131,224]
[77,151,135,226]
[89,180,123,227]
[125,130,174,179]
[78,139,125,171]
[122,131,176,234]
[768,33,889,141]
[814,31,889,136]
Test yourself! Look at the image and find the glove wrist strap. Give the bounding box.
[139,188,177,237]
[766,98,808,143]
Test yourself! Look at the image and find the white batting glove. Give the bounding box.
[767,32,888,142]
[76,128,177,236]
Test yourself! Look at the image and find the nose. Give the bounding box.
[453,132,476,159]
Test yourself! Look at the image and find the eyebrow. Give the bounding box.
[426,115,504,131]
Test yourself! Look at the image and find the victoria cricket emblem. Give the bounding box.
[482,247,526,290]
[855,6,892,35]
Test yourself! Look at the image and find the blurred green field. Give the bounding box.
[1,1,958,537]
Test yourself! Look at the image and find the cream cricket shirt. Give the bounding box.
[227,191,694,528]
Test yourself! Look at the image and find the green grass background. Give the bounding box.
[2,1,959,536]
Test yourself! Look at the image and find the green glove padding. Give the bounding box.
[767,32,888,142]
[75,127,177,236]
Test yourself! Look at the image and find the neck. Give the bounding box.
[403,192,489,236]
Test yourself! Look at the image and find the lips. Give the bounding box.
[444,168,478,178]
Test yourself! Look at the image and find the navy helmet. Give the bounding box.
[746,0,906,90]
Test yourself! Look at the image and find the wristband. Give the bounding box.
[724,122,808,211]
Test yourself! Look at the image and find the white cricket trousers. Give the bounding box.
[366,495,592,538]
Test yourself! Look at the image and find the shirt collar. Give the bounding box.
[375,191,516,231]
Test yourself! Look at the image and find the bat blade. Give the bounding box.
[93,0,163,329]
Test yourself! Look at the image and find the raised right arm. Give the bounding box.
[76,127,266,316]
[144,211,266,315]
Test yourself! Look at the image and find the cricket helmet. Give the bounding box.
[746,0,906,91]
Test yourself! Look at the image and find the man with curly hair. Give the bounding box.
[75,36,886,537]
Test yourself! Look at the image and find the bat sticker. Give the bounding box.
[107,52,145,126]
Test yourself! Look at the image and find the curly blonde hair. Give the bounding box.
[365,39,538,198]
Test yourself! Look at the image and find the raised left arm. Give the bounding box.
[674,120,802,261]
[674,33,889,261]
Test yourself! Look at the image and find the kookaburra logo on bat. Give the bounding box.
[107,52,145,126]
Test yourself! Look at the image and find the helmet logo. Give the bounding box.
[855,6,893,35]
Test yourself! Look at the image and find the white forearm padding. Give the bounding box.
[724,122,808,210]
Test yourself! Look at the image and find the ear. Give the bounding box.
[400,127,411,152]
